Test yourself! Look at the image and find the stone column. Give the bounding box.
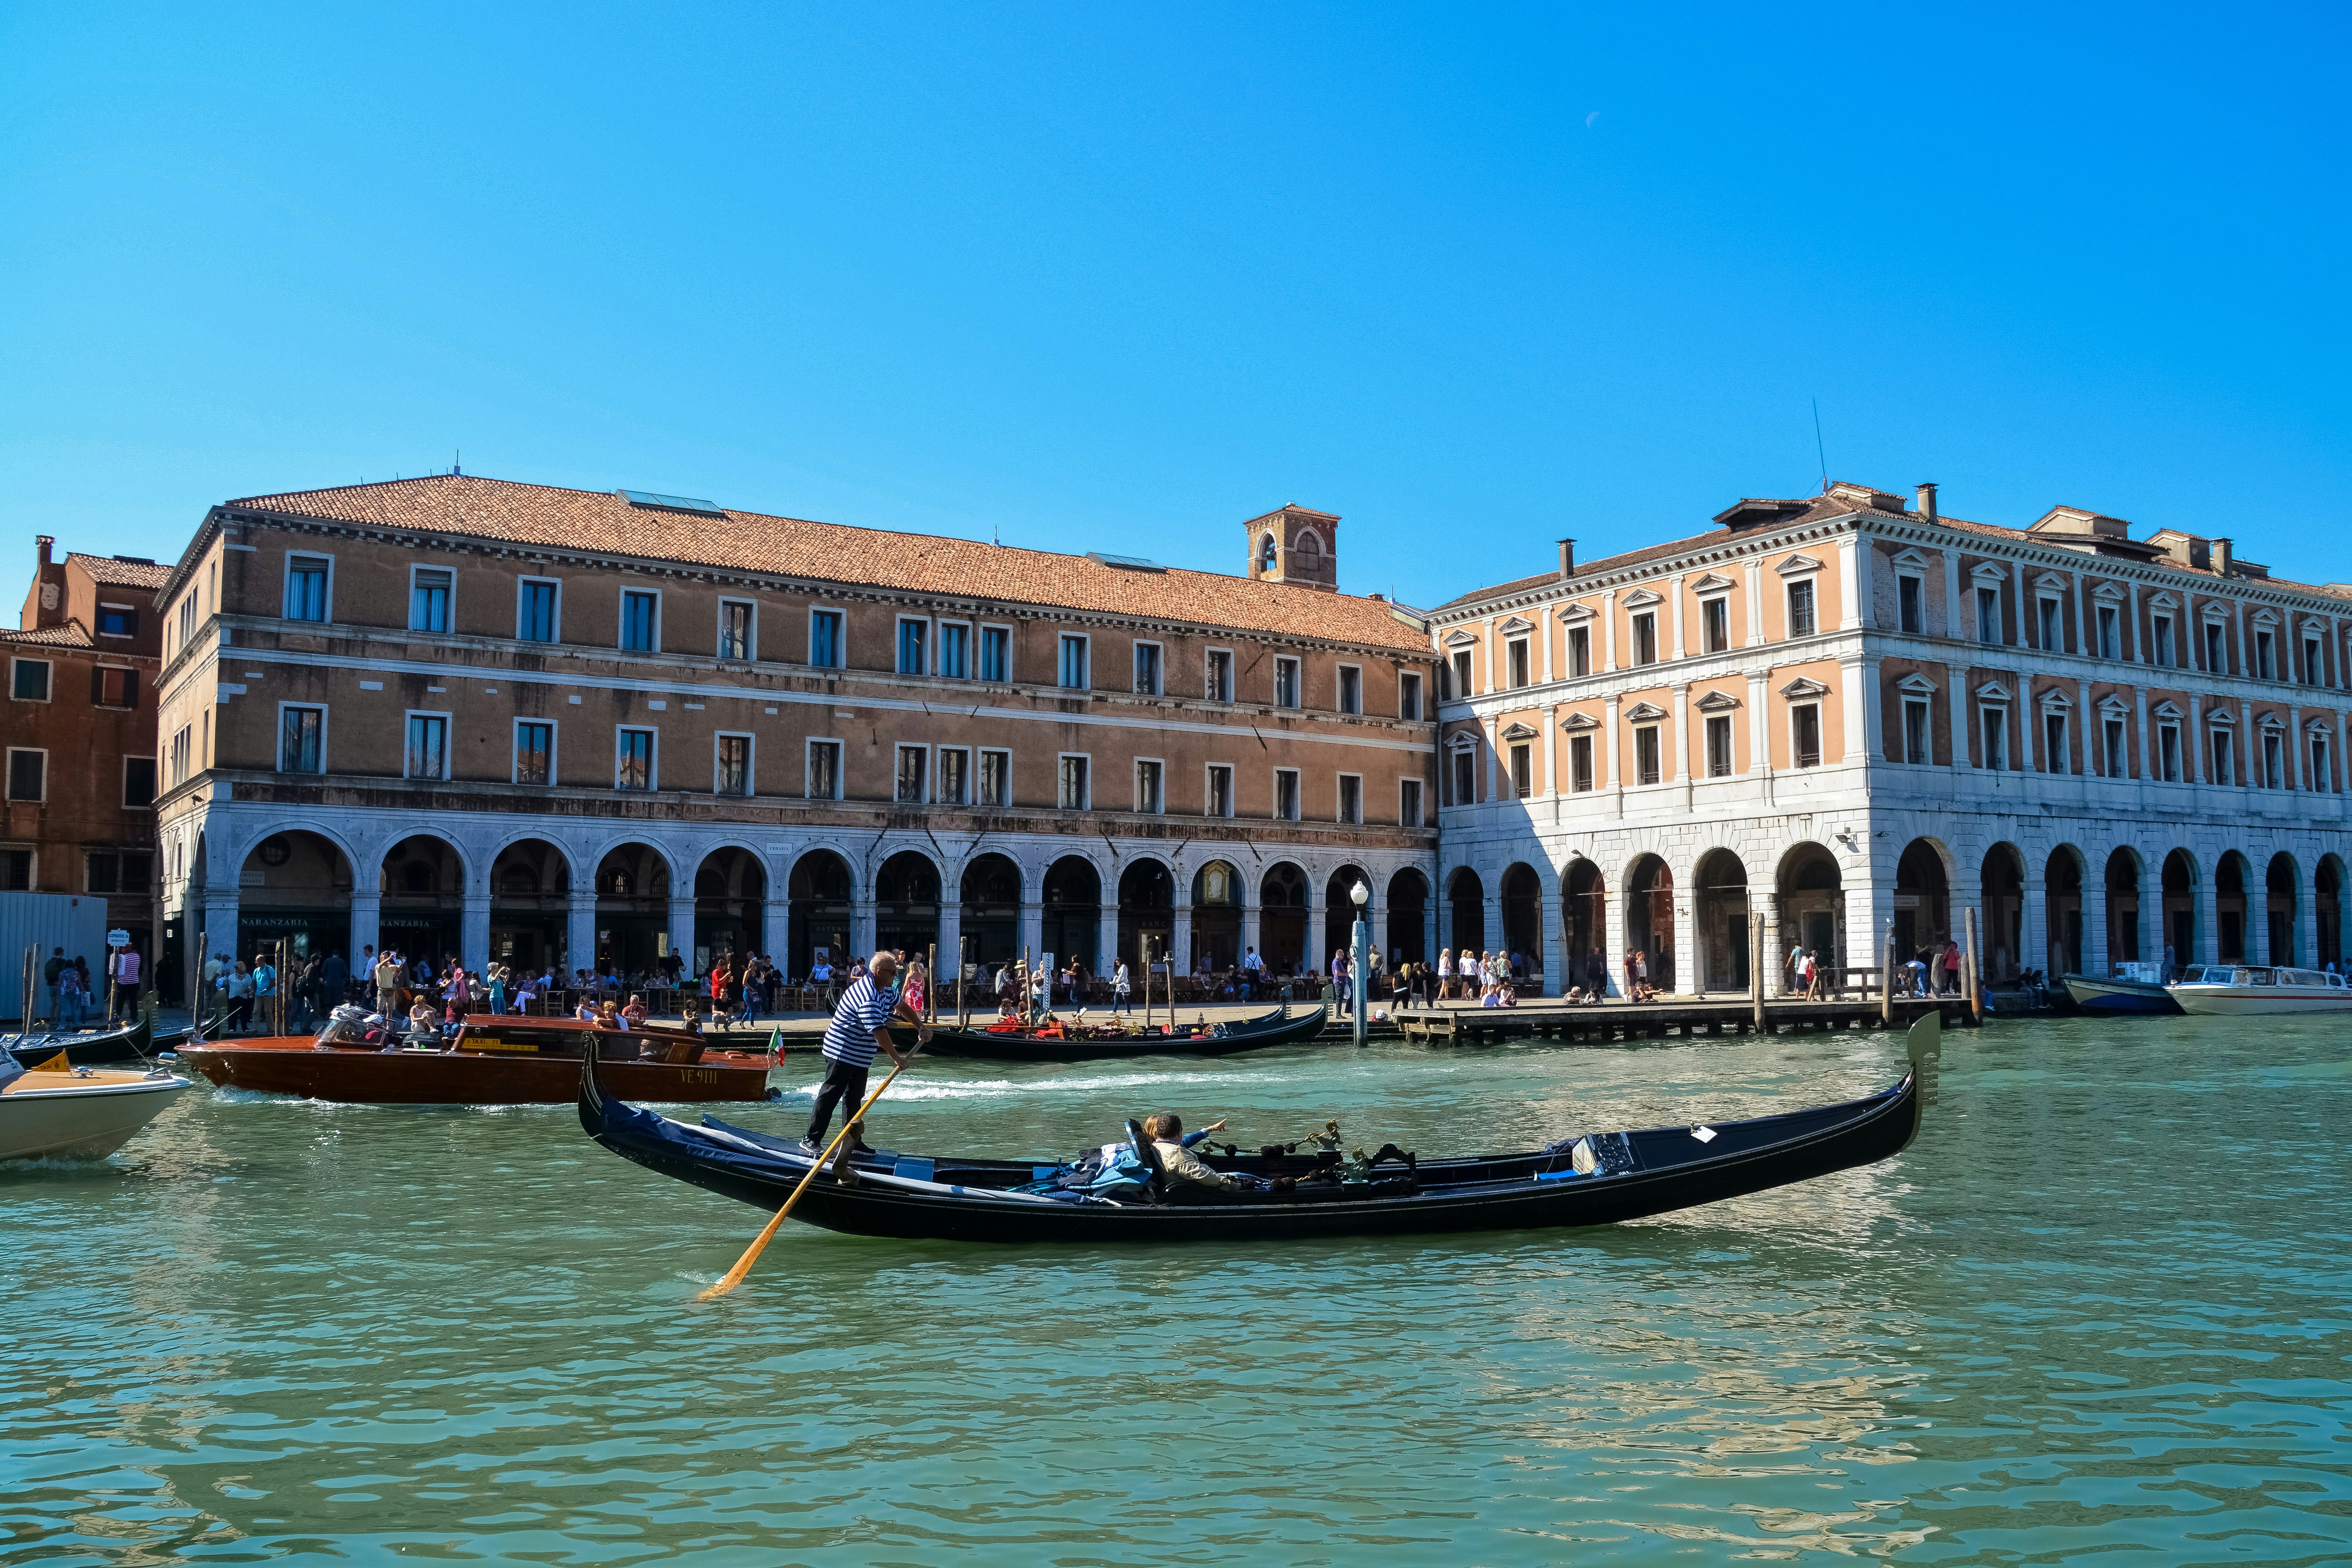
[1096,903,1119,979]
[851,898,876,961]
[668,895,697,974]
[2085,874,2108,978]
[1669,573,1687,658]
[1671,861,1698,996]
[1762,899,1785,997]
[1540,870,1563,997]
[1170,906,1193,973]
[567,891,596,977]
[348,892,380,977]
[1305,883,1327,976]
[1605,695,1624,819]
[2298,870,2321,972]
[462,893,492,978]
[1672,681,1692,809]
[765,899,791,971]
[1017,899,1042,966]
[1483,883,1504,965]
[1424,896,1441,971]
[1240,902,1262,971]
[197,891,240,1019]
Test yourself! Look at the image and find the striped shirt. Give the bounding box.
[821,976,899,1069]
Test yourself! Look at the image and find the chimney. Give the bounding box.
[1915,483,1938,523]
[1557,537,1576,579]
[35,535,53,568]
[2213,536,2233,577]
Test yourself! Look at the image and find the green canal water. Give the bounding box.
[6,1017,2348,1566]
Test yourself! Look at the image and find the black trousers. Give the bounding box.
[805,1056,871,1145]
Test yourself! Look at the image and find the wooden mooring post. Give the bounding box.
[1964,906,1983,1025]
[1882,931,1896,1027]
[1750,911,1765,1032]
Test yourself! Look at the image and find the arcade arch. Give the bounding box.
[1693,848,1750,993]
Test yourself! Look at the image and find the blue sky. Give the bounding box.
[3,4,2345,606]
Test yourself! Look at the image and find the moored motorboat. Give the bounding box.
[583,1011,1933,1245]
[2062,962,2183,1016]
[896,1002,1331,1063]
[2170,966,2352,1016]
[178,1011,777,1104]
[0,1047,190,1162]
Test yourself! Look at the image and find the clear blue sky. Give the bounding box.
[3,4,2345,607]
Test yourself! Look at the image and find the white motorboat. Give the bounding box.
[2169,965,2352,1017]
[0,1047,191,1162]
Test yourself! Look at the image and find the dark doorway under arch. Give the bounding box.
[1259,863,1308,976]
[2104,848,2141,965]
[1386,868,1428,967]
[1118,859,1174,971]
[2046,849,2084,974]
[1564,861,1606,994]
[959,854,1021,972]
[1626,855,1674,991]
[875,851,941,961]
[1694,849,1749,992]
[789,851,853,978]
[1500,863,1543,978]
[1447,867,1485,959]
[1042,857,1101,974]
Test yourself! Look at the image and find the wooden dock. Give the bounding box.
[1393,994,1968,1045]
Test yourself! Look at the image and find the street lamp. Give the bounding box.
[1350,879,1371,1049]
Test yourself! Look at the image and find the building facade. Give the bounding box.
[152,477,1439,1000]
[1432,480,2352,995]
[4,536,168,969]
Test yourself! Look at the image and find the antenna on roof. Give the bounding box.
[1810,400,1829,495]
[453,449,462,477]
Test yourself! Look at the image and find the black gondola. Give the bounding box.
[894,1001,1331,1063]
[581,1013,1934,1245]
[0,1013,154,1067]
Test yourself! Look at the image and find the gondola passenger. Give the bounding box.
[1144,1113,1246,1192]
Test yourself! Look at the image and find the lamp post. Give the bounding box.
[1350,880,1370,1049]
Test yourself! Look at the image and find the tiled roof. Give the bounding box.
[0,622,95,647]
[222,475,1429,653]
[67,553,171,589]
[1431,529,1730,613]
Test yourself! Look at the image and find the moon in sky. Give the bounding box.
[1586,111,1600,127]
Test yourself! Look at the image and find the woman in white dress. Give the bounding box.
[1437,947,1456,1000]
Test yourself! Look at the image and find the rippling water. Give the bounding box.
[6,1017,2348,1565]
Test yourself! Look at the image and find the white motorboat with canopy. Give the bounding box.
[2170,965,2352,1017]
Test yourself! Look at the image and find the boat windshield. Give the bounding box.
[2235,968,2271,986]
[314,1005,392,1049]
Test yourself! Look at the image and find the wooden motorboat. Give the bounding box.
[2170,966,2352,1017]
[176,1013,777,1104]
[583,1011,1933,1245]
[2061,964,2183,1016]
[1,1047,190,1161]
[0,1013,155,1066]
[897,1003,1332,1063]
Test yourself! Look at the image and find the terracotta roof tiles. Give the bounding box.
[0,621,95,647]
[67,553,171,589]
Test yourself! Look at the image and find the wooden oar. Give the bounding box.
[697,1037,926,1301]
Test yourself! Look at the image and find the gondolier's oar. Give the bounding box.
[698,1037,926,1302]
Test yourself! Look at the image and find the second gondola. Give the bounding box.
[893,1001,1331,1062]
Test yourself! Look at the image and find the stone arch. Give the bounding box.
[1118,857,1176,971]
[1446,866,1486,958]
[1980,842,2026,984]
[1693,847,1751,993]
[490,837,573,976]
[1775,842,1844,992]
[1191,858,1244,972]
[1324,864,1375,976]
[1499,863,1544,978]
[380,832,468,970]
[1563,858,1606,992]
[2161,848,2198,971]
[1259,860,1310,976]
[788,848,855,976]
[1042,855,1102,974]
[1385,866,1429,966]
[957,851,1023,970]
[695,846,770,969]
[2266,851,2300,966]
[1893,838,1952,965]
[2215,849,2252,964]
[1625,853,1675,991]
[873,849,941,961]
[2319,854,2345,968]
[591,841,673,978]
[2103,846,2144,966]
[236,829,354,968]
[2044,844,2086,975]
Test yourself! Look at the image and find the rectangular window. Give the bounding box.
[619,590,659,652]
[2263,731,2283,789]
[1451,748,1476,805]
[1507,639,1530,687]
[1898,576,1923,634]
[1398,672,1422,721]
[1632,613,1657,665]
[2097,605,2119,659]
[410,568,453,633]
[1058,754,1090,810]
[515,721,554,785]
[895,744,928,803]
[1978,587,2001,645]
[1205,763,1234,818]
[1338,772,1363,822]
[12,659,51,702]
[2159,724,2182,781]
[810,609,844,668]
[1702,598,1729,653]
[2256,630,2276,681]
[1635,726,1661,786]
[1570,734,1595,791]
[978,626,1009,683]
[1338,664,1361,713]
[1706,714,1733,777]
[2211,730,2235,786]
[937,748,970,805]
[1058,634,1089,690]
[286,555,331,622]
[1567,626,1590,677]
[979,748,1010,806]
[2043,714,2067,774]
[405,714,448,781]
[87,850,151,894]
[615,727,654,791]
[2312,736,2330,792]
[6,748,46,801]
[98,604,136,638]
[1792,704,1823,769]
[896,618,928,675]
[1400,777,1424,824]
[939,622,970,679]
[1982,710,2008,771]
[1274,767,1300,820]
[718,601,754,661]
[1905,700,1932,765]
[2153,616,2174,667]
[1273,656,1301,708]
[0,849,28,890]
[1787,580,1817,638]
[2305,636,2323,685]
[1451,649,1474,698]
[518,579,559,643]
[279,705,325,773]
[2037,598,2061,652]
[94,667,138,708]
[808,739,843,799]
[1205,649,1232,702]
[1136,759,1163,814]
[716,734,752,797]
[2204,622,2226,674]
[87,852,117,893]
[1509,744,1532,798]
[122,757,155,809]
[1134,642,1163,695]
[2104,718,2127,777]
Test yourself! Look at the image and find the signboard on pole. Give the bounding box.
[107,929,130,948]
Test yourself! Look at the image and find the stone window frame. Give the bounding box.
[806,736,845,801]
[935,744,973,807]
[612,723,657,793]
[408,562,457,635]
[807,604,848,670]
[616,586,662,654]
[1397,669,1423,722]
[1134,755,1167,815]
[1204,761,1236,818]
[1133,639,1166,697]
[283,549,337,625]
[716,598,758,663]
[2035,687,2073,776]
[515,574,562,644]
[895,613,933,677]
[2152,700,2185,782]
[276,700,329,775]
[714,730,757,798]
[1334,660,1362,714]
[1271,765,1300,822]
[6,746,48,803]
[9,656,53,704]
[513,716,557,788]
[894,742,930,804]
[1336,770,1364,823]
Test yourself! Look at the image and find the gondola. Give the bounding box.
[581,1013,1934,1245]
[0,1012,154,1068]
[894,1001,1331,1062]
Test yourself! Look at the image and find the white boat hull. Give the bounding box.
[0,1075,189,1161]
[2173,990,2352,1016]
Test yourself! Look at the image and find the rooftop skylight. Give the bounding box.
[1085,552,1166,572]
[618,489,725,516]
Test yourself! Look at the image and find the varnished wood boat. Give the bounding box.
[176,1014,776,1104]
[897,1002,1332,1063]
[583,1012,1934,1245]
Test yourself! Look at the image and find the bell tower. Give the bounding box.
[1242,504,1340,592]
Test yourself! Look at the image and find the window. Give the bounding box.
[979,748,1010,806]
[2153,615,2174,667]
[716,734,752,797]
[1136,759,1163,814]
[2262,730,2284,789]
[810,608,844,668]
[1570,734,1595,791]
[1977,587,2001,645]
[1567,626,1592,677]
[1451,748,1476,804]
[1904,700,1932,765]
[1058,634,1089,690]
[87,850,152,895]
[1898,576,1923,634]
[615,727,654,791]
[1205,763,1234,818]
[1632,613,1657,665]
[2159,723,2182,781]
[1205,649,1233,702]
[1134,642,1163,695]
[1338,665,1361,713]
[1507,639,1530,687]
[279,705,325,773]
[1982,709,2008,771]
[619,590,659,652]
[939,623,970,679]
[895,744,928,803]
[808,739,843,799]
[1338,773,1363,822]
[405,715,448,781]
[896,618,928,675]
[518,579,559,643]
[7,748,45,801]
[2304,635,2322,685]
[1398,672,1422,721]
[122,757,155,809]
[1634,726,1661,785]
[718,601,754,661]
[1793,704,1823,768]
[1509,744,1532,798]
[1787,580,1817,638]
[94,667,137,708]
[515,721,554,785]
[2103,718,2128,777]
[1451,649,1474,698]
[2204,622,2226,674]
[2097,605,2119,660]
[2036,598,2061,652]
[410,568,453,633]
[11,659,50,702]
[1273,656,1301,708]
[2043,714,2067,774]
[937,748,969,805]
[978,626,1009,683]
[2255,630,2277,681]
[2312,735,2331,792]
[1058,754,1090,809]
[1274,767,1300,820]
[1706,714,1733,777]
[169,726,190,785]
[285,555,331,622]
[0,848,28,889]
[2211,729,2235,786]
[1702,598,1729,653]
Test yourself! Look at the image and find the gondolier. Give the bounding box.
[806,951,932,1153]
